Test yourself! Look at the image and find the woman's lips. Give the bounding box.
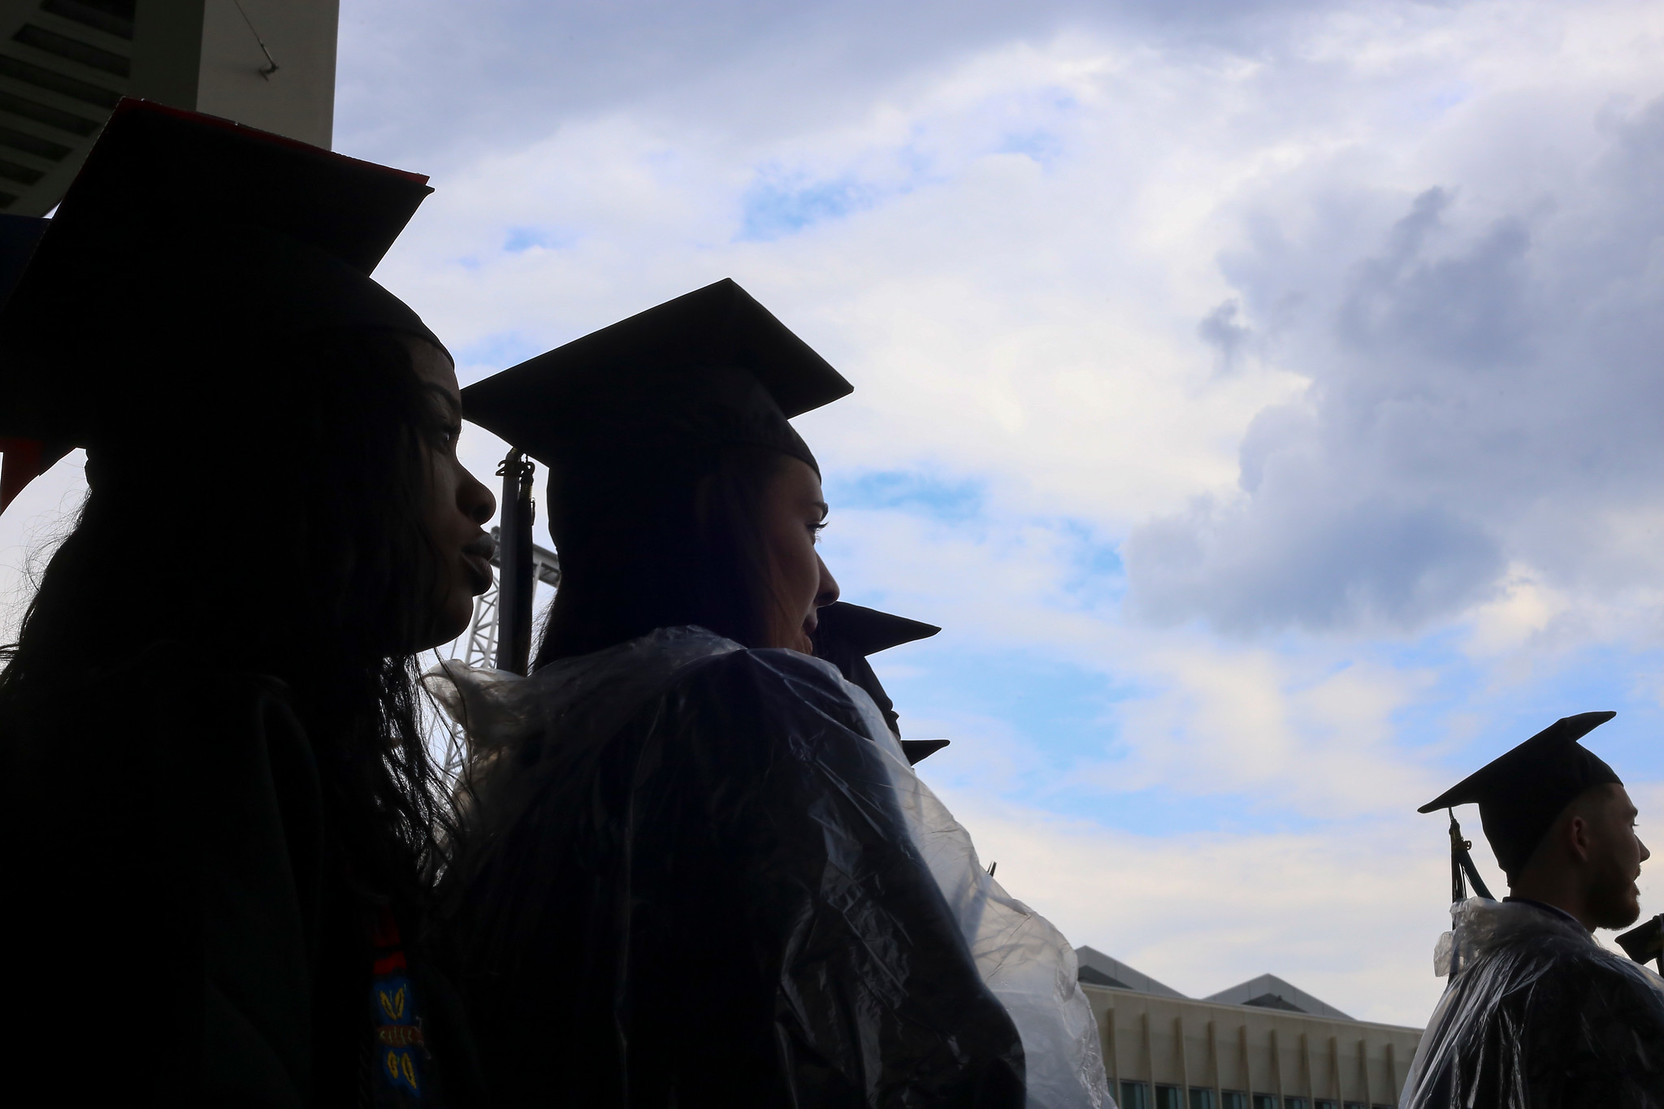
[463,552,493,593]
[462,534,496,592]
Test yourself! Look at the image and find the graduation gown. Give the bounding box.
[431,626,1055,1108]
[1401,897,1664,1108]
[3,647,479,1107]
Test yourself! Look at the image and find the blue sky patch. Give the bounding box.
[1053,518,1125,608]
[503,226,576,253]
[828,469,987,521]
[998,130,1064,169]
[886,643,1339,836]
[738,173,881,241]
[453,331,545,377]
[1431,83,1473,112]
[1431,643,1664,784]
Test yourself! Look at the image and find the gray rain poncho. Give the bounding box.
[1401,897,1664,1107]
[426,626,1108,1108]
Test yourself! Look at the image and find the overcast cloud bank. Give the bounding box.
[1130,96,1664,635]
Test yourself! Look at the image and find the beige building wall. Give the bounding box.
[193,0,337,147]
[1086,984,1422,1109]
[0,0,337,216]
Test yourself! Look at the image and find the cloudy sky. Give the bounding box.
[8,0,1664,1026]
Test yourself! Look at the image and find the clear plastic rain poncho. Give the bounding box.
[426,626,1109,1108]
[1400,897,1664,1107]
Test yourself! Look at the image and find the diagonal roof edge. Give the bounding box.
[1074,946,1187,1000]
[1203,973,1353,1021]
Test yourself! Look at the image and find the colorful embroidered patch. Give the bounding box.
[368,908,429,1103]
[377,977,411,1023]
[383,1046,421,1094]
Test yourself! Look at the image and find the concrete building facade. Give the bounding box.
[1077,947,1422,1109]
[0,0,338,215]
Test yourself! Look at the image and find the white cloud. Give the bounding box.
[335,0,1356,172]
[930,788,1456,1026]
[376,28,1318,536]
[1105,646,1439,815]
[820,501,1447,823]
[1124,3,1664,634]
[940,771,1664,1027]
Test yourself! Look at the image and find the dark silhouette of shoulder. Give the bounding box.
[7,647,334,1105]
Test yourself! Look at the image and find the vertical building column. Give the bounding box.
[1142,1010,1156,1094]
[1175,1014,1189,1092]
[1269,1028,1283,1101]
[1239,1025,1252,1100]
[1327,1034,1342,1104]
[1105,1002,1121,1091]
[1299,1031,1313,1099]
[1208,1019,1222,1105]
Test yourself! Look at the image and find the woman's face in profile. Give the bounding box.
[407,336,498,648]
[758,457,840,652]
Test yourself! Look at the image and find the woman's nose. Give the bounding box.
[461,464,496,524]
[814,555,840,608]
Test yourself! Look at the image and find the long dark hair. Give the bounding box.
[0,327,453,906]
[533,444,790,666]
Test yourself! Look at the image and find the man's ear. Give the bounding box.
[1565,810,1595,864]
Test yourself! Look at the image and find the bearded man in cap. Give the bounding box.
[1400,711,1664,1107]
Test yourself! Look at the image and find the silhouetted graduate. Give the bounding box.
[1401,713,1664,1107]
[434,279,1065,1107]
[0,101,491,1106]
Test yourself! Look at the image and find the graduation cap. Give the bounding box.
[1616,914,1664,972]
[811,601,946,764]
[461,279,851,480]
[0,98,441,511]
[461,280,852,673]
[1419,711,1622,878]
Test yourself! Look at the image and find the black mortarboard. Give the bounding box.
[811,601,946,764]
[1418,712,1623,876]
[1617,914,1664,971]
[0,99,441,509]
[460,279,852,478]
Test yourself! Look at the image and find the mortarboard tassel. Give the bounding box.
[494,448,536,675]
[1447,809,1495,902]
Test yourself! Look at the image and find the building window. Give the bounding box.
[1315,1101,1338,1109]
[1156,1086,1183,1109]
[1221,1093,1248,1109]
[1344,1104,1367,1109]
[1284,1100,1310,1109]
[1189,1090,1216,1109]
[1253,1096,1278,1109]
[1120,1081,1152,1109]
